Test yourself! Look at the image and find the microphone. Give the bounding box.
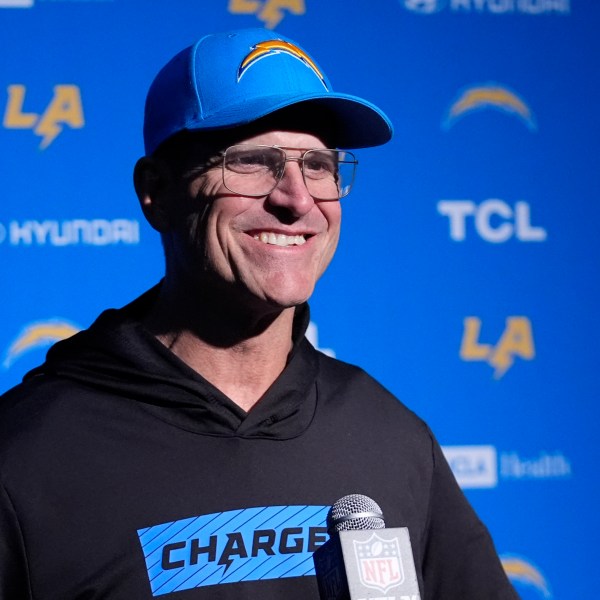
[313,494,421,600]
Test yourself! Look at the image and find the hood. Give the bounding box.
[26,286,319,439]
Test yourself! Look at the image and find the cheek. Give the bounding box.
[202,199,249,268]
[324,202,342,245]
[322,201,342,230]
[318,202,342,271]
[186,177,235,254]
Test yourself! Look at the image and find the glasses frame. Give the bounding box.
[219,144,358,200]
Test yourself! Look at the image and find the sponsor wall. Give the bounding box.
[1,0,598,597]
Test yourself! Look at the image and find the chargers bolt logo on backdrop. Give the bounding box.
[460,317,535,378]
[501,555,552,599]
[443,83,536,131]
[3,84,84,149]
[238,39,327,89]
[3,319,80,369]
[229,0,305,29]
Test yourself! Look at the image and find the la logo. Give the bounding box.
[460,316,535,378]
[4,84,84,149]
[229,0,305,29]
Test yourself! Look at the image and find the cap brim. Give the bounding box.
[182,92,393,149]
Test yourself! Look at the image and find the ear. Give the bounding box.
[133,156,174,232]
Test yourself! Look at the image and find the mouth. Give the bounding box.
[252,231,310,247]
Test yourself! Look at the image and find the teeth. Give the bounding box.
[253,232,307,247]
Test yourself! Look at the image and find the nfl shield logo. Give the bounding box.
[353,533,405,593]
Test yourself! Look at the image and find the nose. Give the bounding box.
[266,159,315,217]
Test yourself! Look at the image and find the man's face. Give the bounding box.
[166,129,342,311]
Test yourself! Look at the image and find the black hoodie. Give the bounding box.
[0,288,518,599]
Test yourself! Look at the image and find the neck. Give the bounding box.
[142,278,298,412]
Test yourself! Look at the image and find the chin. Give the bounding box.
[253,273,317,309]
[262,284,315,309]
[264,292,312,309]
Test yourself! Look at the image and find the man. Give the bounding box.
[0,29,519,599]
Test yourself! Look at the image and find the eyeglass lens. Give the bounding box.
[222,145,356,200]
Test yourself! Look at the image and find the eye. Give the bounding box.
[303,152,337,178]
[225,147,282,175]
[227,150,265,172]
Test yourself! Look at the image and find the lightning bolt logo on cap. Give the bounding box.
[237,39,328,89]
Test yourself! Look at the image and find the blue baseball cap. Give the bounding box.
[143,28,393,155]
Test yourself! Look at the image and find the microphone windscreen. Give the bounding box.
[327,494,385,533]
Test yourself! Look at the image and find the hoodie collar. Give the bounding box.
[30,286,319,439]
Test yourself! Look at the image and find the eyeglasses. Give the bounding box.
[219,145,358,200]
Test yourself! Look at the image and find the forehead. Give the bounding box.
[156,130,331,176]
[228,130,328,151]
[153,104,339,163]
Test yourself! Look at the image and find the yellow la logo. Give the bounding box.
[229,0,305,29]
[3,84,84,149]
[460,316,535,378]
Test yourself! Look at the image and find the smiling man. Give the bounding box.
[0,29,518,599]
[135,122,345,411]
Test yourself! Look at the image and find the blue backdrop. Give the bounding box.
[1,1,598,598]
